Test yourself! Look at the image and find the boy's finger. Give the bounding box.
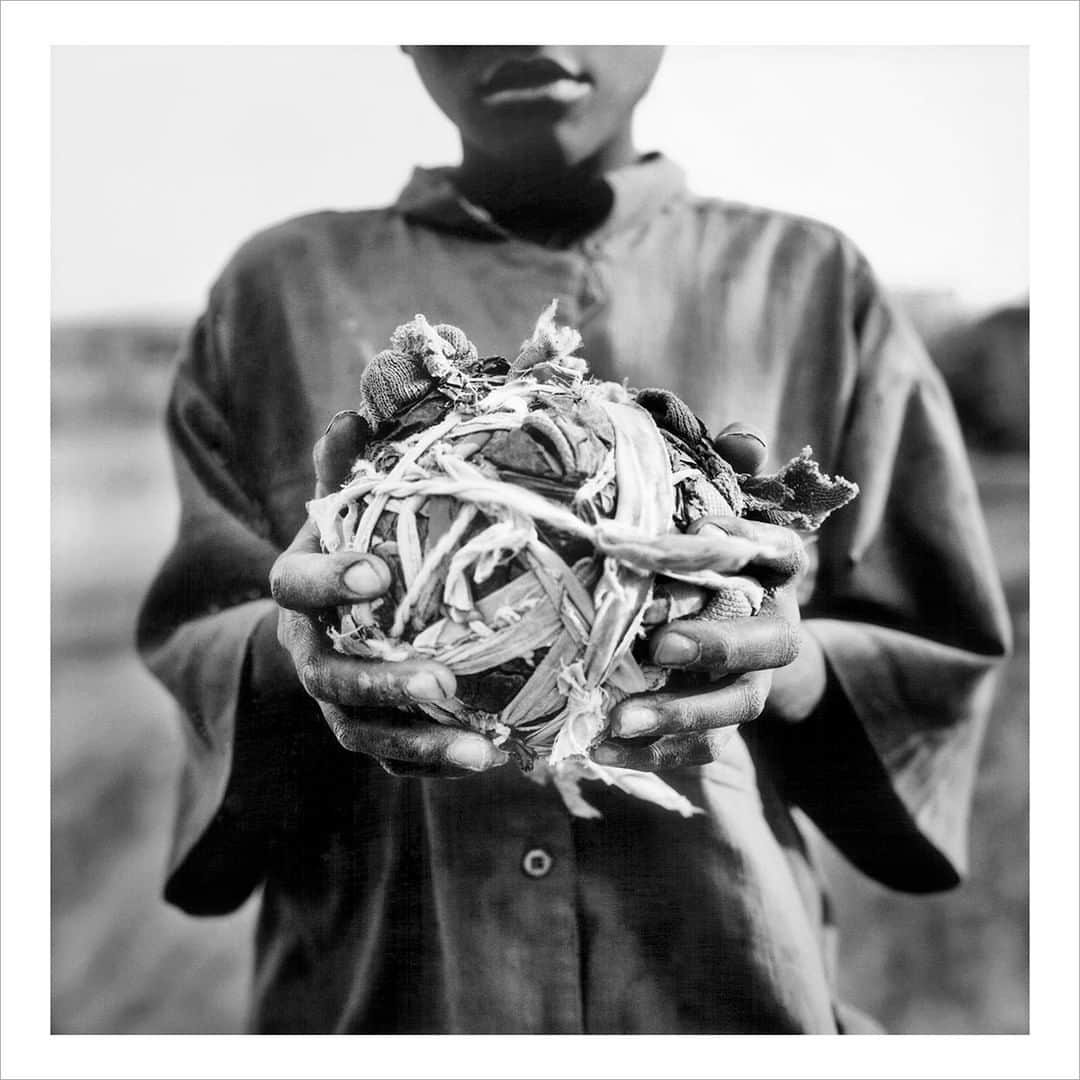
[713,421,768,476]
[314,410,370,497]
[686,517,806,583]
[321,704,509,773]
[270,548,392,611]
[606,671,771,739]
[648,615,800,674]
[303,652,457,710]
[591,726,739,772]
[377,758,475,780]
[280,611,457,707]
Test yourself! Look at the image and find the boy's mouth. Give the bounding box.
[478,56,593,107]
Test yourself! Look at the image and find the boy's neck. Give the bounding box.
[452,130,639,247]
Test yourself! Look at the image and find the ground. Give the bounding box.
[50,322,1028,1033]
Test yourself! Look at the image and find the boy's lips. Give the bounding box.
[477,56,593,107]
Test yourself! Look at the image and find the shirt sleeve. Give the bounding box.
[136,296,324,915]
[753,256,1012,893]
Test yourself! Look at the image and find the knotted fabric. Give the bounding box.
[308,303,857,816]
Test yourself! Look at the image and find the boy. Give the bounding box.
[137,46,1010,1033]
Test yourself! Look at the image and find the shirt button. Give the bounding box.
[521,847,554,879]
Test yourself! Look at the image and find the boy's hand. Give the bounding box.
[592,421,825,772]
[268,411,509,779]
[591,516,814,771]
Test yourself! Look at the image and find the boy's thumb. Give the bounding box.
[313,410,371,497]
[713,421,768,476]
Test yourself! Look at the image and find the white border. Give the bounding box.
[3,0,1077,46]
[5,2,1077,1078]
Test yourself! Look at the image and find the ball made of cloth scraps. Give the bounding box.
[307,304,858,818]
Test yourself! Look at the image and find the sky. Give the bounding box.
[51,45,1028,320]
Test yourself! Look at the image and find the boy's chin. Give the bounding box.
[467,117,612,177]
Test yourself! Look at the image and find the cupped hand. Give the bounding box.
[592,516,808,771]
[269,410,509,778]
[592,420,824,772]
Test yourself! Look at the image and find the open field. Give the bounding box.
[50,321,1028,1033]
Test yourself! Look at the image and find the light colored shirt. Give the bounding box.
[137,154,1010,1033]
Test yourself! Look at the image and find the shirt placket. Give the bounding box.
[509,795,585,1034]
[422,770,585,1033]
[571,238,616,383]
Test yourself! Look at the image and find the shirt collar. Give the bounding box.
[393,152,687,245]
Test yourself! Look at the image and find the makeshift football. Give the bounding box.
[306,303,857,817]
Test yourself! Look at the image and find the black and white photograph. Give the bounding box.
[3,2,1078,1077]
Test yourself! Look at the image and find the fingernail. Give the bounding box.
[343,559,386,598]
[590,743,623,766]
[447,739,507,772]
[653,632,700,667]
[325,409,361,434]
[613,705,658,738]
[715,424,768,475]
[405,671,453,702]
[717,422,767,445]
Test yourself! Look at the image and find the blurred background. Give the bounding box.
[51,45,1028,1033]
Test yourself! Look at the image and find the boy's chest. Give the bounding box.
[253,226,855,541]
[291,238,848,449]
